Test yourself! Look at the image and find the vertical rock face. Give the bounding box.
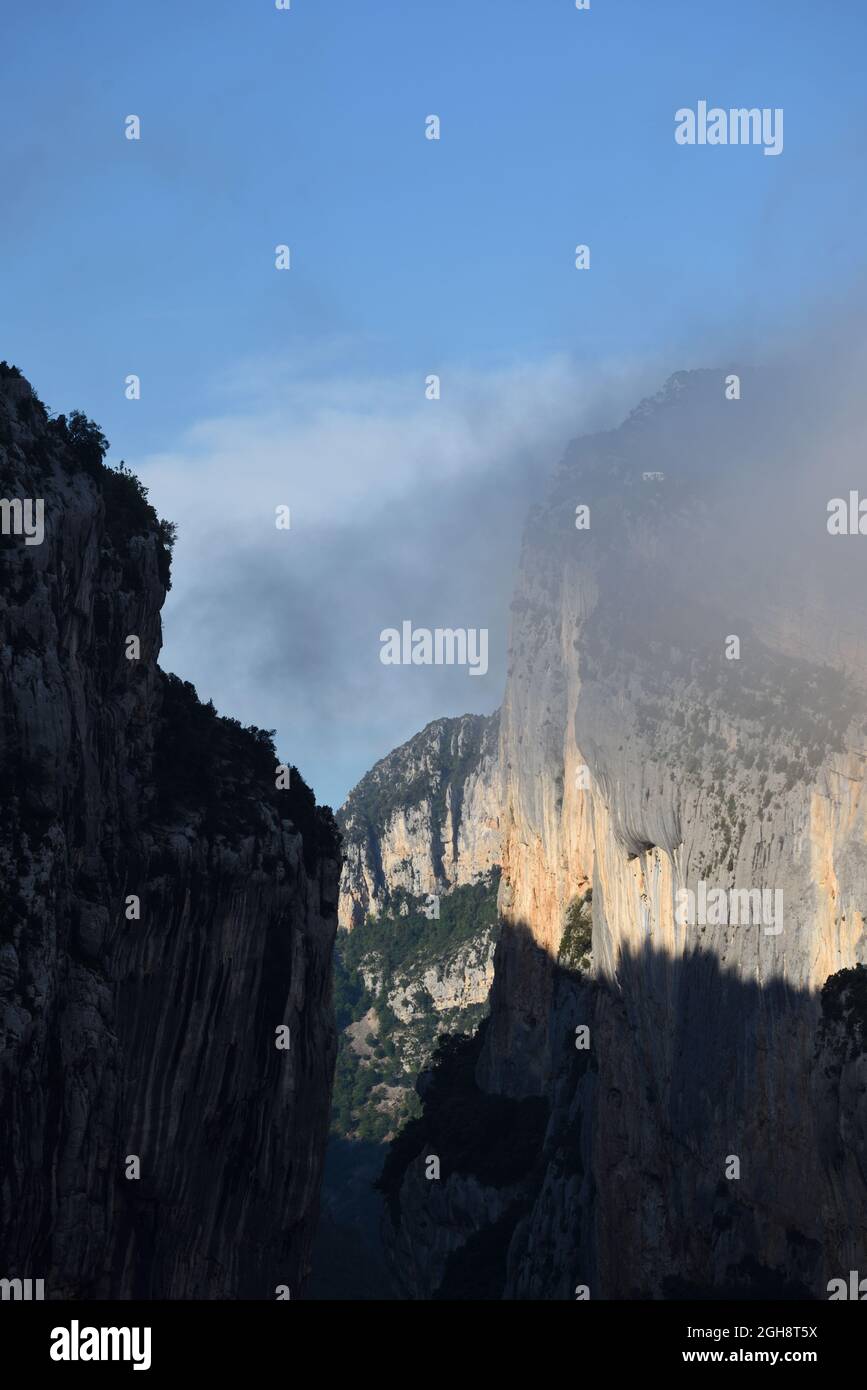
[318,714,503,1297]
[382,371,867,1299]
[0,366,340,1299]
[338,713,500,929]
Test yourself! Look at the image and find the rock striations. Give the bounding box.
[0,366,341,1299]
[379,370,867,1299]
[338,712,501,930]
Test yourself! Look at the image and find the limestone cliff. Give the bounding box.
[337,713,500,929]
[0,365,340,1299]
[363,928,497,1031]
[317,712,503,1298]
[331,875,500,1144]
[381,369,867,1299]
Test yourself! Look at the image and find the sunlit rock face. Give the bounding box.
[0,367,341,1299]
[337,713,501,930]
[382,370,867,1299]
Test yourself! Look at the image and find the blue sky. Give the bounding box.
[4,0,867,806]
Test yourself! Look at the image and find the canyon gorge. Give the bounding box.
[339,367,867,1300]
[3,360,865,1303]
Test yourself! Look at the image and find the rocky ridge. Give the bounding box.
[0,366,340,1299]
[379,369,867,1299]
[338,713,500,929]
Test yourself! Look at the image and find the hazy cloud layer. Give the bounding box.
[140,353,658,807]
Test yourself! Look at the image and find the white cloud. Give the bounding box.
[134,350,655,806]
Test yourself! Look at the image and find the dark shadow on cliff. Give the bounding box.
[0,367,343,1299]
[375,915,867,1300]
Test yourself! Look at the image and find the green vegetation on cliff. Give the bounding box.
[340,714,497,867]
[330,873,500,1143]
[558,890,593,974]
[820,963,867,1061]
[0,367,177,591]
[155,673,340,862]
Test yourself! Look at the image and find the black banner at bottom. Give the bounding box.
[1,1297,862,1377]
